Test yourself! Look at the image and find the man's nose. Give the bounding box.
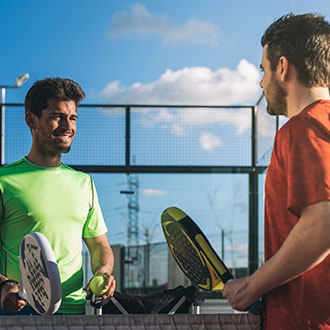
[60,117,74,130]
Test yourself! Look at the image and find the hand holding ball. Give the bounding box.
[90,275,107,296]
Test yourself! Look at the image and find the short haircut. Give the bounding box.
[25,77,85,117]
[261,13,330,87]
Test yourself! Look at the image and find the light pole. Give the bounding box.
[0,73,30,165]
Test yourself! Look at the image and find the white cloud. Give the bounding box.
[98,59,265,138]
[141,188,166,196]
[100,59,261,106]
[108,3,221,47]
[199,132,222,151]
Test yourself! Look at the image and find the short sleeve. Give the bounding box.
[286,117,330,217]
[82,179,108,238]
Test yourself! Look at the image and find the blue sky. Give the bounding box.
[1,0,330,268]
[2,0,330,105]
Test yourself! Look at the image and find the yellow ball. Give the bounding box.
[90,275,107,295]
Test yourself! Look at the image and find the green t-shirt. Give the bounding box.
[0,157,108,314]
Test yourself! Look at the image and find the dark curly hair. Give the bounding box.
[261,13,330,87]
[25,77,85,117]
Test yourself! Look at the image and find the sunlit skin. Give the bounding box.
[259,45,288,116]
[25,99,78,167]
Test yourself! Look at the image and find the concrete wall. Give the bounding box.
[112,244,124,291]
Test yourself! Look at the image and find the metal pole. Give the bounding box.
[125,106,130,171]
[221,229,225,260]
[0,74,29,167]
[0,88,5,166]
[248,105,259,274]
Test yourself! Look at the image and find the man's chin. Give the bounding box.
[58,146,71,153]
[53,144,71,153]
[266,104,287,116]
[266,106,277,116]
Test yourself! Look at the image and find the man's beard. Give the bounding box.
[36,132,72,156]
[265,74,288,116]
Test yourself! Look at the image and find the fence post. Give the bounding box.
[249,105,259,274]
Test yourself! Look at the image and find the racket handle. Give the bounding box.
[225,279,263,315]
[17,287,27,302]
[248,299,264,315]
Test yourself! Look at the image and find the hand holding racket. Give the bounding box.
[18,232,62,315]
[161,206,263,315]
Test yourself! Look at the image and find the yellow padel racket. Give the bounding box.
[161,206,233,291]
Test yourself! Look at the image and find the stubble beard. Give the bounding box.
[36,132,72,157]
[265,74,288,117]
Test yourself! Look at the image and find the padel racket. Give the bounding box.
[161,206,232,291]
[161,206,263,314]
[19,232,62,315]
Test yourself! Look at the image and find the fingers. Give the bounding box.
[87,273,116,299]
[2,292,27,313]
[102,275,116,299]
[222,277,255,311]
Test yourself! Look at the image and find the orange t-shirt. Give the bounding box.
[264,100,330,330]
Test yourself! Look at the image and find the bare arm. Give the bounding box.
[83,234,116,298]
[223,200,330,310]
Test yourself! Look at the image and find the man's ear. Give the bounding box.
[276,56,289,82]
[25,112,38,129]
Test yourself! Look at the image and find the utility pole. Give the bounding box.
[0,74,30,165]
[127,174,139,247]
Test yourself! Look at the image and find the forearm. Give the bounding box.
[84,234,116,297]
[84,234,114,276]
[90,243,114,275]
[251,200,330,297]
[223,201,330,311]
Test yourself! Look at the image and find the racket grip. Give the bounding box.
[225,279,263,315]
[248,299,264,315]
[17,287,27,302]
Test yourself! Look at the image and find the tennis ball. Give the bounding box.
[90,275,107,296]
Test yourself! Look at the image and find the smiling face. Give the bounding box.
[260,45,288,116]
[29,98,78,156]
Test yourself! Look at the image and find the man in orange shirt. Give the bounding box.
[223,14,330,329]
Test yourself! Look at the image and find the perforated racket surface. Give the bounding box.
[19,232,62,315]
[161,206,233,291]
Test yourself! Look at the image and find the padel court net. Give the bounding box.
[0,314,261,330]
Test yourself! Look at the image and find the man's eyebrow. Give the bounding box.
[52,111,78,117]
[259,64,264,70]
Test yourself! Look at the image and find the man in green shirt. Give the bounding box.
[0,77,115,314]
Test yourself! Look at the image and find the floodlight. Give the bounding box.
[15,73,30,87]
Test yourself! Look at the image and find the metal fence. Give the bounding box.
[1,97,278,289]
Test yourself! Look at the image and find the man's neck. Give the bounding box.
[26,150,62,167]
[287,86,330,118]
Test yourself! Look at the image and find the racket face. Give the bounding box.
[161,206,233,291]
[19,232,62,315]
